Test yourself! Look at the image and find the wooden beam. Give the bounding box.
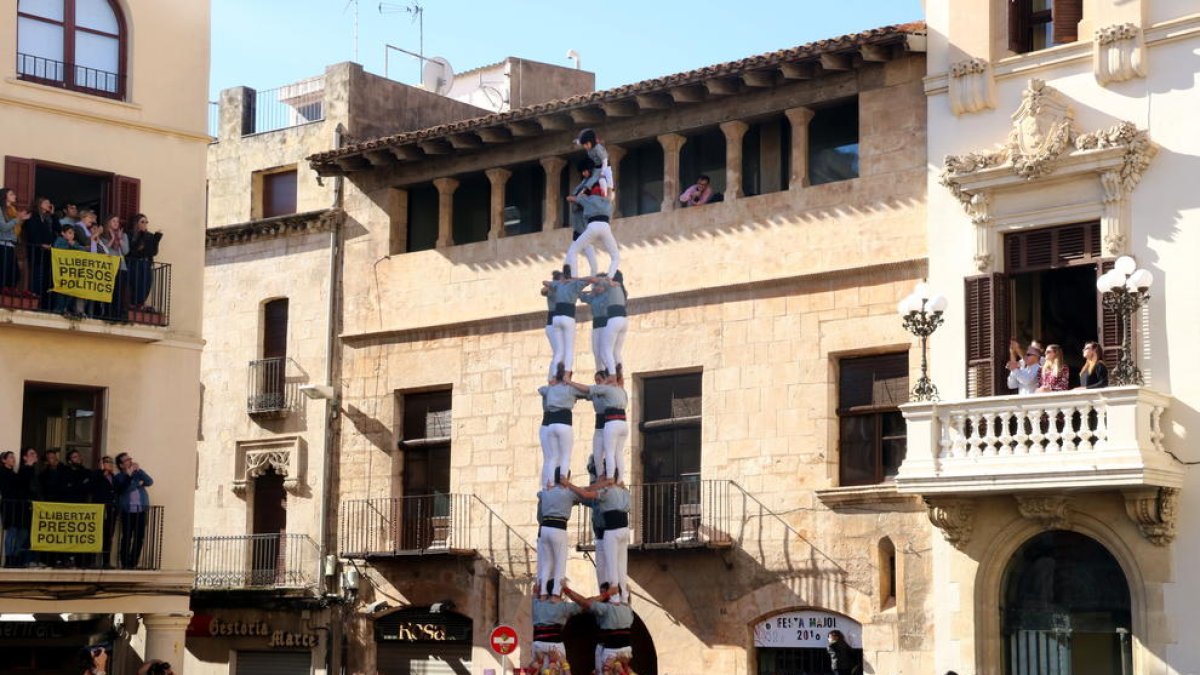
[537,114,575,131]
[477,127,513,144]
[635,93,673,110]
[447,133,483,150]
[418,139,453,155]
[819,53,852,71]
[703,78,741,97]
[600,100,639,118]
[780,62,815,80]
[860,44,892,62]
[741,70,777,88]
[334,156,370,172]
[389,145,424,162]
[364,150,394,167]
[669,85,706,104]
[568,107,605,125]
[507,120,543,137]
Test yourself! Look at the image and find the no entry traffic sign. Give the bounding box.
[490,624,518,656]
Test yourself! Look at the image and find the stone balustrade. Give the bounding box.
[896,386,1182,495]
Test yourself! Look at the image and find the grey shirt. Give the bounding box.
[580,287,610,321]
[605,281,626,309]
[532,598,580,627]
[549,279,587,306]
[590,600,634,630]
[577,192,612,222]
[539,383,583,412]
[589,384,627,411]
[538,485,577,521]
[596,485,630,514]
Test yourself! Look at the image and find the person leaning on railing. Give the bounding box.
[1036,344,1071,393]
[0,449,38,568]
[90,456,119,569]
[113,452,154,569]
[1,188,30,291]
[101,215,130,321]
[1077,342,1109,389]
[127,213,163,310]
[23,197,57,308]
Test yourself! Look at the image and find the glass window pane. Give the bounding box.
[17,16,65,63]
[882,438,906,477]
[75,30,118,72]
[840,416,877,485]
[18,0,64,21]
[809,100,860,185]
[75,0,119,33]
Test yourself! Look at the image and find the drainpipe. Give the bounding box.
[321,122,347,675]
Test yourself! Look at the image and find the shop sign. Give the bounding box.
[0,622,67,639]
[268,630,319,648]
[187,615,317,648]
[753,610,862,649]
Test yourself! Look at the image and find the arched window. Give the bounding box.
[1003,530,1133,675]
[878,536,897,610]
[16,0,127,99]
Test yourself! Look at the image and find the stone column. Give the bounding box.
[784,106,816,189]
[143,613,193,672]
[657,133,686,212]
[607,144,626,218]
[387,187,408,255]
[719,120,749,200]
[540,157,566,231]
[432,177,459,248]
[218,86,255,140]
[485,168,512,240]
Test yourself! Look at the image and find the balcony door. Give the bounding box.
[250,469,286,586]
[259,298,288,409]
[398,391,452,551]
[22,382,104,467]
[640,373,702,545]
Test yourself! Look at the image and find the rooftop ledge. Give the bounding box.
[895,386,1182,496]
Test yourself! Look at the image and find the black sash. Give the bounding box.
[599,629,632,648]
[553,302,576,318]
[603,511,628,529]
[542,409,572,426]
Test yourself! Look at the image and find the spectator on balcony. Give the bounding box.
[101,215,130,321]
[63,450,93,503]
[2,188,30,291]
[59,203,85,244]
[0,451,31,568]
[1036,344,1070,392]
[39,449,68,502]
[114,452,154,569]
[565,158,619,278]
[679,175,722,207]
[127,214,162,309]
[1006,343,1042,395]
[1078,342,1109,389]
[23,197,57,308]
[91,456,118,569]
[52,224,87,317]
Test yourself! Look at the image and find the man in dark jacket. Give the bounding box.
[90,456,119,568]
[39,449,68,501]
[23,197,57,307]
[827,629,854,675]
[63,450,92,502]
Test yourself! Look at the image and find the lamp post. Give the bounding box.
[1097,255,1154,386]
[898,283,947,402]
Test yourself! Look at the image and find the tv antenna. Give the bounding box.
[380,2,424,81]
[343,0,360,62]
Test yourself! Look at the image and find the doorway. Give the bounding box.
[1009,265,1098,387]
[398,391,452,550]
[21,383,105,467]
[639,373,701,545]
[563,611,658,675]
[250,468,287,586]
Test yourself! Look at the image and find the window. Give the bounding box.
[809,99,859,185]
[406,182,439,252]
[397,390,452,550]
[878,537,897,610]
[16,0,126,99]
[248,299,289,414]
[1009,0,1082,54]
[261,169,298,219]
[503,163,545,236]
[742,116,791,197]
[451,172,489,245]
[640,373,702,544]
[837,353,908,486]
[22,382,104,466]
[617,141,664,217]
[4,156,140,225]
[679,128,726,200]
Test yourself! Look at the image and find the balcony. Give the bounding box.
[193,533,321,593]
[1,245,172,328]
[246,357,298,416]
[575,480,742,552]
[896,387,1182,496]
[16,53,125,100]
[0,501,163,570]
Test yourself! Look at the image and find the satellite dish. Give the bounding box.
[421,57,455,95]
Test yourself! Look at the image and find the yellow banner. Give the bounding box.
[50,248,120,301]
[31,501,105,552]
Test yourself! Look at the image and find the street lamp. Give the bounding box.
[898,282,947,402]
[1097,255,1154,386]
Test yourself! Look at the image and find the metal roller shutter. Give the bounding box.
[375,643,472,675]
[234,650,313,675]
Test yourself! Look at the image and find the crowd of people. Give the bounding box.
[1,188,164,320]
[1006,338,1109,395]
[528,130,638,675]
[0,448,155,570]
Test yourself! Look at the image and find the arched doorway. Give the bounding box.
[752,609,863,674]
[1002,530,1133,675]
[562,612,657,675]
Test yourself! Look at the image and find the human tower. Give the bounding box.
[527,129,636,675]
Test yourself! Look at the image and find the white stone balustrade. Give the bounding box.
[896,386,1182,495]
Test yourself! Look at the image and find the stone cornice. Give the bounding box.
[206,208,343,249]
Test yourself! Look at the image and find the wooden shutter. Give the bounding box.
[1004,222,1101,273]
[112,175,140,225]
[1053,0,1083,45]
[263,298,289,359]
[965,273,1008,398]
[4,156,36,211]
[1097,260,1124,360]
[1009,0,1033,53]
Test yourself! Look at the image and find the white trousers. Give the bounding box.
[592,528,609,590]
[602,525,630,602]
[566,220,619,277]
[547,315,576,378]
[591,323,605,372]
[579,241,598,276]
[591,427,605,478]
[540,423,574,488]
[597,646,633,675]
[601,316,628,374]
[536,525,569,596]
[600,420,628,481]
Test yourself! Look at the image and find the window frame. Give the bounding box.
[260,168,299,219]
[16,0,128,100]
[836,353,908,487]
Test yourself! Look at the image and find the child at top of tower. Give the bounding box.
[575,128,613,198]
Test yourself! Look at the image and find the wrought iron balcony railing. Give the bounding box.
[193,533,321,591]
[573,479,735,551]
[246,357,297,416]
[16,52,125,100]
[0,500,163,570]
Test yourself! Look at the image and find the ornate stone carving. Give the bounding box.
[1103,232,1127,256]
[973,254,993,272]
[1123,487,1179,546]
[1006,79,1076,179]
[1014,495,1072,530]
[948,57,996,116]
[233,436,304,496]
[1077,122,1157,197]
[1094,23,1146,86]
[925,498,976,550]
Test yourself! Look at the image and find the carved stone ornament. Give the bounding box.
[1123,487,1179,546]
[1094,23,1146,86]
[948,57,996,116]
[1014,495,1072,530]
[1007,79,1076,179]
[232,437,303,496]
[925,497,976,550]
[1076,121,1157,197]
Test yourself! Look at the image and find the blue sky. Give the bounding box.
[210,0,923,100]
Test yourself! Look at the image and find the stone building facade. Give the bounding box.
[905,1,1199,673]
[0,0,209,671]
[308,24,934,675]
